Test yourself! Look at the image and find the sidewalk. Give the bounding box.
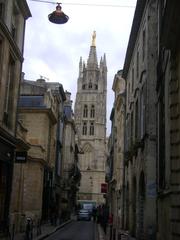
[12,219,73,240]
[97,224,136,240]
[97,224,106,240]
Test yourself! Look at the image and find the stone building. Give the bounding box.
[74,32,107,205]
[10,118,30,233]
[156,1,180,239]
[13,77,65,228]
[61,91,81,218]
[122,0,158,239]
[0,0,31,235]
[107,70,125,238]
[106,1,180,240]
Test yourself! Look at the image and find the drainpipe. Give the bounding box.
[47,120,52,219]
[122,91,126,230]
[47,116,52,164]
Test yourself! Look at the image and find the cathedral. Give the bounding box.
[74,32,107,205]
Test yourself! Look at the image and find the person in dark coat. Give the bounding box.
[92,206,97,222]
[101,205,109,234]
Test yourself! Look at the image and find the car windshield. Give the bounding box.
[79,210,88,213]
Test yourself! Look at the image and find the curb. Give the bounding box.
[35,220,73,240]
[97,224,106,240]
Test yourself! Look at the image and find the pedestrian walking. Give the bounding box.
[92,206,97,222]
[97,205,102,224]
[109,213,113,240]
[25,218,33,240]
[102,205,109,234]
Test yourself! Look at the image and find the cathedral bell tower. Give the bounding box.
[74,32,107,204]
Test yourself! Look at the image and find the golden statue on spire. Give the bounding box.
[91,31,96,46]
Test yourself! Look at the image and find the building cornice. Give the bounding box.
[17,0,32,19]
[0,21,24,62]
[122,0,147,79]
[18,108,57,124]
[0,127,17,147]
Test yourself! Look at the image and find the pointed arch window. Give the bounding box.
[140,78,146,139]
[90,122,94,135]
[89,82,92,89]
[82,122,87,135]
[83,104,88,118]
[135,98,139,140]
[4,54,15,128]
[90,105,95,118]
[0,36,3,80]
[0,1,5,20]
[136,49,139,78]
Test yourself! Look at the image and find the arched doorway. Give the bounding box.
[125,182,129,230]
[132,177,137,237]
[138,172,145,240]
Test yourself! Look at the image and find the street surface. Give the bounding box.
[45,220,96,240]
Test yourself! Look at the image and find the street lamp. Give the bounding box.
[30,0,69,24]
[30,0,135,25]
[48,3,69,24]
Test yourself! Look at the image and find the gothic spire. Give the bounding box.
[79,56,83,76]
[87,31,98,67]
[103,53,107,67]
[91,31,96,47]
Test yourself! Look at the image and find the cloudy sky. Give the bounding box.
[23,0,136,135]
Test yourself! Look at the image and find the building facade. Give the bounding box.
[10,118,30,234]
[61,91,81,218]
[106,1,180,240]
[107,70,125,238]
[74,32,107,205]
[156,1,180,239]
[0,0,31,235]
[122,0,158,239]
[17,78,59,223]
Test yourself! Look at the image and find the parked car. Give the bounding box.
[77,209,91,221]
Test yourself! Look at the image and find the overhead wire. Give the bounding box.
[30,0,135,8]
[62,2,135,8]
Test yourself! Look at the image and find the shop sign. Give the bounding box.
[15,151,27,163]
[101,183,107,193]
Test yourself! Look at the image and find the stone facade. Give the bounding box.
[14,78,61,226]
[107,1,180,240]
[0,0,31,235]
[74,33,107,205]
[10,120,30,233]
[156,1,180,240]
[107,70,125,238]
[122,0,158,239]
[61,91,81,217]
